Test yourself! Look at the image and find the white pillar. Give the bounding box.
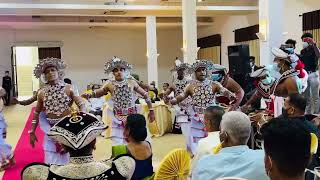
[182,0,198,64]
[146,16,159,86]
[259,0,284,66]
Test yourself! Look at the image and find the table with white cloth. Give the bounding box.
[102,101,175,138]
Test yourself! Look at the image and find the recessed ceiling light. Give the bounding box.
[197,0,204,2]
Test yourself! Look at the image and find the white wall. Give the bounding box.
[197,0,320,67]
[283,0,320,52]
[0,29,14,87]
[0,27,182,93]
[198,13,259,68]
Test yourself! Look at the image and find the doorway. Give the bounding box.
[11,46,62,99]
[11,46,39,99]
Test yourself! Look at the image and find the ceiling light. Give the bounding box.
[197,0,204,2]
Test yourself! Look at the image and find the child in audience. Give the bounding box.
[192,106,224,169]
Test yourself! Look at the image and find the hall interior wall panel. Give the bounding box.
[0,28,182,92]
[236,39,260,66]
[198,46,221,64]
[283,0,320,52]
[197,13,258,68]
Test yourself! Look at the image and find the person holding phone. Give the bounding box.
[300,32,320,114]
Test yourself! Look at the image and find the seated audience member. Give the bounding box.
[280,93,320,138]
[64,78,79,96]
[260,118,315,180]
[112,114,154,180]
[149,81,160,101]
[280,93,320,180]
[22,112,135,180]
[161,83,174,99]
[192,106,225,168]
[87,84,105,120]
[281,93,306,118]
[192,111,268,180]
[162,83,169,92]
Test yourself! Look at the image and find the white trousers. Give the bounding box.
[180,121,191,149]
[274,96,284,117]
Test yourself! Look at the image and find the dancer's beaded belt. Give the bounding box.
[113,107,137,116]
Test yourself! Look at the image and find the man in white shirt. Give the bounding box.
[192,111,268,180]
[87,84,105,120]
[192,106,225,168]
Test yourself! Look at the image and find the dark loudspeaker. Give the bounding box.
[228,44,250,75]
[228,44,250,89]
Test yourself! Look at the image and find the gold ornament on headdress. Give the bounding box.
[69,107,83,123]
[70,107,78,118]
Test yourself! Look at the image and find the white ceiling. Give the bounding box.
[0,0,258,29]
[0,3,258,17]
[0,0,258,6]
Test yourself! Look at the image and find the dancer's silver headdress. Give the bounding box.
[104,56,133,74]
[33,57,66,79]
[170,59,190,72]
[189,59,212,73]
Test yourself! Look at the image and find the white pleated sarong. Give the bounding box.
[189,112,208,155]
[39,112,69,165]
[173,105,192,151]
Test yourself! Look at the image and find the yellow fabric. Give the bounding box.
[141,101,174,137]
[198,46,221,64]
[148,91,156,100]
[105,93,112,101]
[311,133,318,154]
[237,39,260,66]
[304,28,320,47]
[154,148,191,180]
[102,101,174,137]
[85,90,92,94]
[213,143,222,154]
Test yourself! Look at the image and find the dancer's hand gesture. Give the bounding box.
[81,93,91,100]
[162,95,171,105]
[12,97,19,105]
[229,104,238,111]
[29,131,38,148]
